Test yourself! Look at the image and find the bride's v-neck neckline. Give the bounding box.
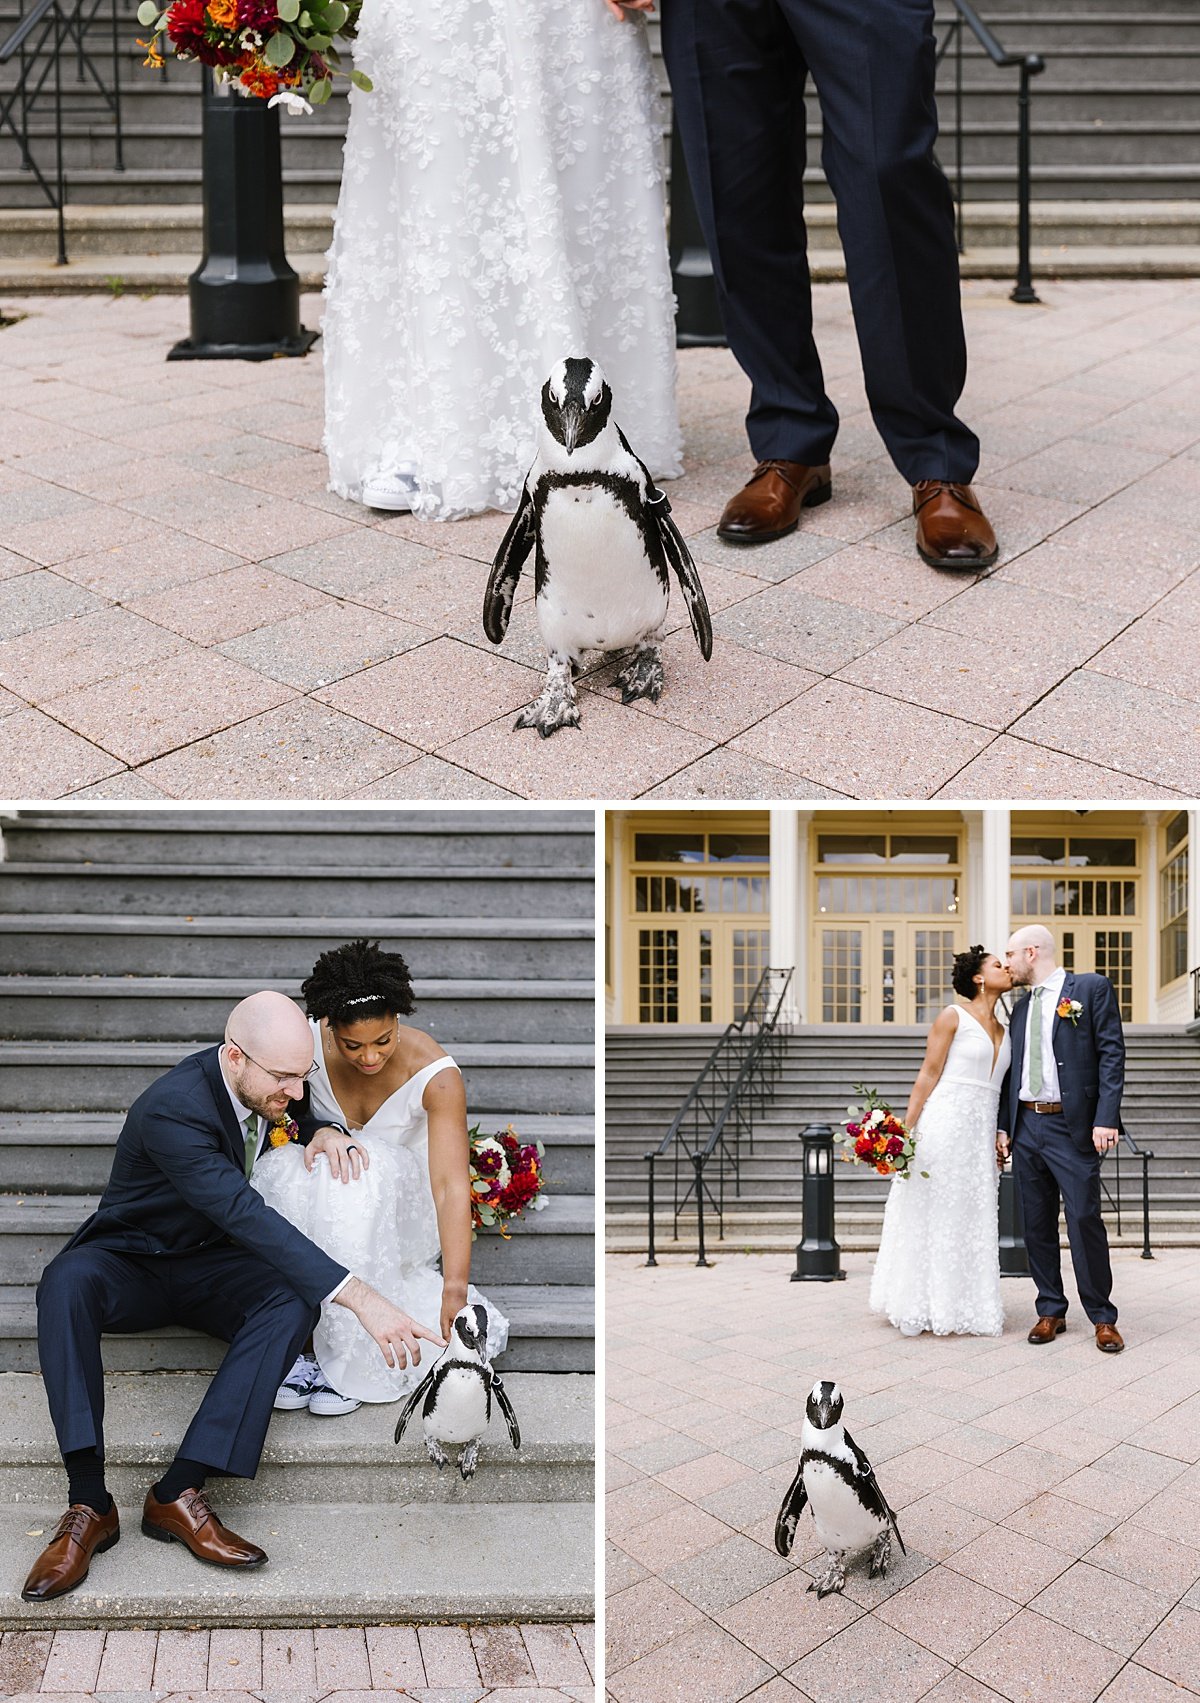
[959,1005,1005,1077]
[316,1027,432,1132]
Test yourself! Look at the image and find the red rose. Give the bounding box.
[846,1123,862,1139]
[885,1136,904,1157]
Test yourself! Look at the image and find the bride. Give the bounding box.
[323,0,681,519]
[869,946,1011,1339]
[251,939,508,1415]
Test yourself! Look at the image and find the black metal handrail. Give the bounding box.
[644,964,794,1269]
[936,0,1046,303]
[1192,965,1200,1022]
[0,0,126,265]
[1099,1126,1155,1260]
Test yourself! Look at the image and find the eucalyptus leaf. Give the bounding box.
[350,69,373,90]
[136,1,159,23]
[309,76,333,104]
[264,30,295,65]
[324,0,348,30]
[299,9,311,25]
[305,34,332,51]
[276,0,300,18]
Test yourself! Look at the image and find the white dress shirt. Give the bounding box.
[1018,966,1067,1103]
[219,1049,352,1305]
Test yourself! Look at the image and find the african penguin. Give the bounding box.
[482,356,713,736]
[774,1380,905,1597]
[392,1302,520,1481]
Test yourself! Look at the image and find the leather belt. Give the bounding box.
[1024,1100,1063,1115]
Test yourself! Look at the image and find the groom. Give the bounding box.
[23,991,443,1602]
[997,925,1124,1354]
[660,0,999,569]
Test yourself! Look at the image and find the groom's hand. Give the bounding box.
[305,1125,370,1183]
[335,1276,445,1369]
[995,1130,1010,1167]
[604,0,655,17]
[1093,1126,1120,1154]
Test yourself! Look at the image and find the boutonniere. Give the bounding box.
[1056,997,1083,1025]
[267,1116,301,1148]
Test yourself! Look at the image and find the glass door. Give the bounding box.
[819,922,959,1023]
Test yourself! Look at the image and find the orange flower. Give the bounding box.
[207,0,237,26]
[240,63,281,97]
[138,36,165,67]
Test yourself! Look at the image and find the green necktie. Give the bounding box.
[1028,986,1044,1099]
[243,1113,259,1179]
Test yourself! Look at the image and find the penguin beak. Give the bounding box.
[559,405,584,454]
[812,1393,838,1429]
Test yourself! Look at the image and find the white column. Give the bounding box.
[1189,809,1200,1003]
[980,806,1012,958]
[1144,809,1160,1022]
[608,811,626,1025]
[769,808,801,1024]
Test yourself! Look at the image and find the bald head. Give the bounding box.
[1005,924,1057,988]
[222,991,314,1119]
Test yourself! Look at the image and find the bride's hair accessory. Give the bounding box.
[302,938,416,1024]
[952,944,989,999]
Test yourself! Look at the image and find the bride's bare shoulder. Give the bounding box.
[396,1024,449,1070]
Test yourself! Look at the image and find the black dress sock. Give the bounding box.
[64,1446,112,1516]
[153,1456,209,1505]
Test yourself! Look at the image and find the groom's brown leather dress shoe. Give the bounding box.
[913,480,999,569]
[1095,1323,1125,1353]
[21,1501,119,1600]
[717,460,832,544]
[142,1487,267,1568]
[1028,1316,1067,1344]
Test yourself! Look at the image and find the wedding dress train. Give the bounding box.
[869,1007,1009,1338]
[251,1024,508,1401]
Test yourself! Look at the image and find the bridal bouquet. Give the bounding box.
[840,1085,926,1180]
[468,1124,547,1239]
[136,0,372,113]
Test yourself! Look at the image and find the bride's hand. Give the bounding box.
[604,0,655,18]
[995,1130,1010,1169]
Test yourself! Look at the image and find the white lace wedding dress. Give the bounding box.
[323,0,683,518]
[869,1006,1008,1338]
[250,1024,509,1401]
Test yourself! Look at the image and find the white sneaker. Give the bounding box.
[307,1375,362,1417]
[361,464,419,511]
[274,1352,318,1410]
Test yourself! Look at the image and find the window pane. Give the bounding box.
[1165,811,1188,855]
[1012,838,1065,866]
[889,835,959,864]
[1068,838,1137,868]
[633,833,704,863]
[817,834,887,864]
[708,834,770,862]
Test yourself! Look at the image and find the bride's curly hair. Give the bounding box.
[301,938,416,1024]
[952,944,990,999]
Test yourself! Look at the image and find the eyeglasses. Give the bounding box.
[228,1040,317,1088]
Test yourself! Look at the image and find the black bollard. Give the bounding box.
[668,110,726,349]
[998,1166,1029,1277]
[791,1124,845,1282]
[169,71,317,362]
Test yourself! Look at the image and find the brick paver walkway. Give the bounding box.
[607,1249,1200,1702]
[0,1621,594,1699]
[1,280,1199,800]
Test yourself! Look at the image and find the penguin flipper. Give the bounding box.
[483,481,535,644]
[650,485,713,662]
[491,1371,522,1451]
[773,1461,808,1558]
[844,1429,906,1555]
[393,1363,438,1446]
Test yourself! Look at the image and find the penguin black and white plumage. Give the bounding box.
[774,1380,905,1597]
[482,356,713,737]
[392,1302,520,1482]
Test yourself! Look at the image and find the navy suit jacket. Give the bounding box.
[64,1046,348,1308]
[1000,971,1126,1153]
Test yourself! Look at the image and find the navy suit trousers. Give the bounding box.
[37,1243,320,1477]
[1013,1106,1117,1326]
[661,0,979,481]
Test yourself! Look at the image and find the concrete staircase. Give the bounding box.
[0,807,595,1628]
[605,1023,1200,1255]
[1,1,1196,282]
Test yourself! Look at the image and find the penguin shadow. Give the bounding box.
[393,1302,521,1491]
[482,356,713,736]
[775,1380,905,1599]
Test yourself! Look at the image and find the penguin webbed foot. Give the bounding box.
[807,1553,847,1598]
[616,643,664,705]
[458,1439,480,1482]
[514,656,581,737]
[869,1529,893,1580]
[425,1436,449,1472]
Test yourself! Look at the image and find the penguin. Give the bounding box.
[392,1302,520,1481]
[774,1380,905,1597]
[482,356,713,737]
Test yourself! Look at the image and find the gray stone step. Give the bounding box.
[0,1370,593,1508]
[0,1282,594,1374]
[0,976,595,1045]
[0,914,595,979]
[0,1112,595,1197]
[0,1193,595,1287]
[0,809,592,867]
[0,1497,594,1628]
[0,1040,594,1114]
[0,863,592,919]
